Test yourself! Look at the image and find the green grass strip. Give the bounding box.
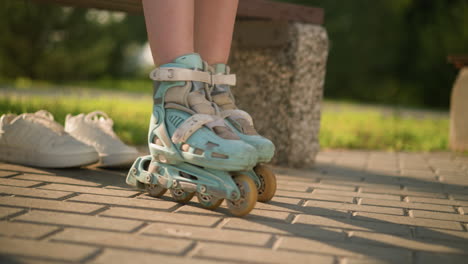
[0,94,449,151]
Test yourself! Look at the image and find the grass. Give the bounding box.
[0,92,450,151]
[0,94,152,145]
[3,77,152,94]
[320,109,448,151]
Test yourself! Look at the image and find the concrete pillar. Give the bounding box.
[450,67,468,151]
[229,20,329,167]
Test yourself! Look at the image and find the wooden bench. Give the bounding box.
[31,0,329,167]
[448,55,468,151]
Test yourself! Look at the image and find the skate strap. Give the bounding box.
[211,74,236,86]
[150,68,211,84]
[150,67,236,86]
[171,114,215,144]
[222,109,254,126]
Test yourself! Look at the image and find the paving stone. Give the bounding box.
[52,228,192,254]
[194,242,335,264]
[142,222,272,246]
[365,168,400,175]
[223,218,346,241]
[415,252,468,264]
[0,171,18,177]
[175,204,227,217]
[401,169,437,179]
[14,174,101,187]
[0,221,59,239]
[0,178,42,187]
[349,231,468,254]
[461,206,468,214]
[0,164,55,175]
[305,200,404,215]
[0,236,97,261]
[278,236,411,262]
[308,193,355,203]
[244,208,292,222]
[359,181,402,190]
[275,184,310,192]
[451,193,468,201]
[361,175,402,185]
[313,189,401,201]
[0,196,104,213]
[254,199,314,213]
[345,256,411,264]
[101,207,221,227]
[294,214,411,235]
[0,207,24,219]
[411,210,468,222]
[353,212,464,231]
[68,194,177,210]
[1,151,467,263]
[40,183,140,197]
[265,196,303,206]
[91,249,232,264]
[15,210,143,232]
[310,182,357,192]
[415,227,468,242]
[0,186,72,199]
[319,174,363,183]
[275,188,353,203]
[408,196,468,206]
[360,198,455,212]
[363,188,446,199]
[2,257,70,264]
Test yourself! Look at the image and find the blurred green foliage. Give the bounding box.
[0,0,146,80]
[286,0,468,108]
[1,0,467,109]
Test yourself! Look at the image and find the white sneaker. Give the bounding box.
[0,110,99,168]
[65,111,139,167]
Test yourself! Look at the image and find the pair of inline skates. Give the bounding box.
[126,53,276,216]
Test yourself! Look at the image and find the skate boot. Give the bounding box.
[209,63,277,202]
[126,53,258,216]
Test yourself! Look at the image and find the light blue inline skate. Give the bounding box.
[126,54,260,216]
[209,63,277,202]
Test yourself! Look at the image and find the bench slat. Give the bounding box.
[30,0,324,25]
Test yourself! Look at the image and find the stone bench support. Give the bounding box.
[229,20,329,167]
[450,67,468,151]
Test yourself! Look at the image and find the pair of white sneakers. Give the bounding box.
[0,110,139,168]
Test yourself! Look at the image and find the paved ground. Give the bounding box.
[0,150,467,264]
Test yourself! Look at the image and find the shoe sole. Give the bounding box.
[0,145,99,168]
[98,152,139,168]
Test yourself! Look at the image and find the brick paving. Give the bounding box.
[0,150,467,264]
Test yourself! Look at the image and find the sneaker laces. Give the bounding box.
[25,110,65,136]
[85,111,119,140]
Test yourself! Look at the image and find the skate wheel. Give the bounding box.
[227,174,257,217]
[145,184,167,198]
[144,161,167,197]
[254,164,277,202]
[196,193,224,210]
[170,189,195,204]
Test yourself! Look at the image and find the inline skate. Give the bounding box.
[126,54,260,216]
[209,63,277,202]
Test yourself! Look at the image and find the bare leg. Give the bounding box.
[142,0,195,66]
[195,0,239,65]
